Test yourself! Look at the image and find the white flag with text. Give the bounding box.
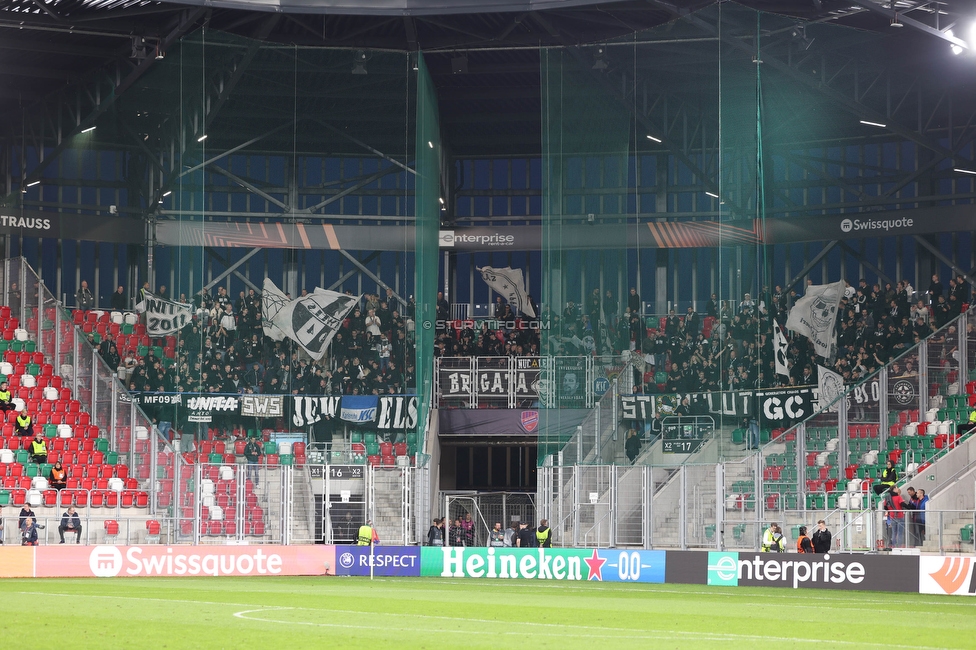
[477,266,535,318]
[271,287,359,361]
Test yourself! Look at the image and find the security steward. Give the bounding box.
[14,409,33,437]
[796,526,814,553]
[357,519,378,546]
[29,432,47,465]
[873,459,898,495]
[0,381,14,412]
[761,523,777,552]
[536,519,553,548]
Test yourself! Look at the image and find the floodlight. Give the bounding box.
[646,135,662,143]
[859,120,886,128]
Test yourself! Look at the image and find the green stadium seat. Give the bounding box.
[733,523,746,540]
[263,442,276,455]
[15,449,28,464]
[106,451,118,465]
[732,429,745,445]
[122,323,134,335]
[25,341,35,352]
[0,490,9,505]
[26,363,39,375]
[43,424,57,438]
[24,464,38,477]
[208,453,222,463]
[280,454,294,466]
[96,438,109,452]
[705,524,715,540]
[350,432,363,444]
[9,341,23,352]
[961,524,974,542]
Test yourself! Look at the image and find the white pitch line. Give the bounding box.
[230,606,954,649]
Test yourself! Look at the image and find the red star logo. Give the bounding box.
[584,549,606,581]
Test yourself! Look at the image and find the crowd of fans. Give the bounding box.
[433,273,972,394]
[81,271,971,403]
[87,285,418,398]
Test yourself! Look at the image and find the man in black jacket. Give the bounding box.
[517,522,537,548]
[811,519,832,553]
[59,506,82,544]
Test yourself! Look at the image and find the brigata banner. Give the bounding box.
[334,545,421,577]
[29,545,335,578]
[919,555,976,596]
[704,551,918,592]
[420,547,665,583]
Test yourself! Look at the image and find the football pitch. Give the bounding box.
[0,576,971,649]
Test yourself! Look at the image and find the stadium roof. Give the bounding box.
[2,0,976,157]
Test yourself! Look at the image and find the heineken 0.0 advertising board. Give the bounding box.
[420,547,665,583]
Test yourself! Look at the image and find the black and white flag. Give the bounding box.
[271,288,359,361]
[786,280,845,359]
[817,365,845,413]
[774,322,790,377]
[477,266,535,318]
[261,278,289,342]
[135,292,193,337]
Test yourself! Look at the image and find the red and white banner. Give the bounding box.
[919,555,976,596]
[13,545,336,578]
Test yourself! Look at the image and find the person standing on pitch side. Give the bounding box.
[811,520,832,553]
[536,519,553,548]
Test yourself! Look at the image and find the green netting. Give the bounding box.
[414,52,441,463]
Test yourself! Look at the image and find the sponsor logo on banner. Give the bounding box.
[0,215,53,231]
[420,547,665,583]
[703,552,918,591]
[919,556,976,595]
[519,410,539,433]
[241,395,283,418]
[707,552,739,586]
[334,546,421,577]
[340,396,378,423]
[33,545,335,578]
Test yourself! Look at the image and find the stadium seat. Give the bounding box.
[104,520,120,543]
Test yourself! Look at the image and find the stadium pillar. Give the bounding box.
[655,249,667,314]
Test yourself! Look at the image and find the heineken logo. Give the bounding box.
[420,547,665,583]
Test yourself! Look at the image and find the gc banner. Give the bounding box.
[420,547,665,583]
[334,545,421,577]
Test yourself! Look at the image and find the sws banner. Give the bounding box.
[705,551,919,592]
[240,395,284,418]
[334,545,420,577]
[421,547,665,583]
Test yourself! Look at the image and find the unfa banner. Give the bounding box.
[420,547,665,583]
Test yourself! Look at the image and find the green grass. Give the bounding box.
[0,577,972,649]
